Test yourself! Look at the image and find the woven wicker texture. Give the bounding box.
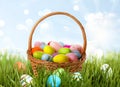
[27,12,87,76]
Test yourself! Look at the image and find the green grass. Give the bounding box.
[0,51,120,87]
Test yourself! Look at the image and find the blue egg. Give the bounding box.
[47,75,61,87]
[72,50,82,59]
[41,54,52,61]
[40,42,46,49]
[59,42,64,47]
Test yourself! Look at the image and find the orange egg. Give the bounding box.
[32,47,43,54]
[14,62,26,72]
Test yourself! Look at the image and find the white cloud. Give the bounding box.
[16,24,28,31]
[0,30,4,36]
[73,5,80,11]
[85,12,120,50]
[25,18,33,26]
[0,20,5,28]
[40,22,49,29]
[73,0,80,4]
[24,9,29,15]
[2,37,15,49]
[38,9,52,16]
[63,26,70,31]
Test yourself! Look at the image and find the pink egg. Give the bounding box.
[50,41,62,51]
[52,52,58,57]
[34,41,41,47]
[70,44,83,53]
[64,44,71,48]
[66,53,78,62]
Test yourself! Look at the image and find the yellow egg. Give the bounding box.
[53,54,69,63]
[43,45,55,55]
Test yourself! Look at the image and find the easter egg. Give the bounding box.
[43,45,55,55]
[100,64,113,77]
[52,52,58,57]
[72,50,82,59]
[66,53,78,62]
[40,42,46,49]
[32,47,42,54]
[50,41,62,51]
[53,68,65,76]
[41,54,52,61]
[59,42,64,47]
[64,44,71,48]
[14,62,26,72]
[58,48,71,54]
[47,75,61,87]
[72,72,82,81]
[48,41,52,45]
[70,45,83,53]
[33,51,43,59]
[20,74,33,87]
[34,41,41,47]
[53,54,69,63]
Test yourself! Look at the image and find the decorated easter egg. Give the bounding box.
[100,64,113,77]
[72,72,82,81]
[47,75,61,87]
[43,45,55,55]
[20,74,33,87]
[48,41,52,45]
[66,53,78,62]
[34,41,41,47]
[32,47,42,54]
[53,68,65,76]
[33,51,43,59]
[53,54,69,63]
[14,62,26,72]
[50,41,62,51]
[64,44,71,48]
[70,45,83,53]
[58,48,71,54]
[72,50,82,59]
[40,42,46,49]
[41,54,52,61]
[52,52,58,57]
[59,42,64,47]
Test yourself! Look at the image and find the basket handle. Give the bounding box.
[27,11,87,55]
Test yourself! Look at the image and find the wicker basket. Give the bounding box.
[27,12,87,76]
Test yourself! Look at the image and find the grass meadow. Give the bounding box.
[0,51,120,87]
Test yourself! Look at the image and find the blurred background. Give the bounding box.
[0,0,120,58]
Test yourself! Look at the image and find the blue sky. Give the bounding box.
[0,0,120,57]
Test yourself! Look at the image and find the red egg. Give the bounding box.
[32,47,43,54]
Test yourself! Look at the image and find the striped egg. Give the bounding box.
[20,74,33,87]
[50,41,62,51]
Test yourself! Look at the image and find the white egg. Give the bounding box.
[20,74,33,87]
[100,64,113,77]
[53,68,65,76]
[72,72,82,81]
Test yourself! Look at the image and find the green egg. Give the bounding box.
[33,51,43,59]
[58,48,71,54]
